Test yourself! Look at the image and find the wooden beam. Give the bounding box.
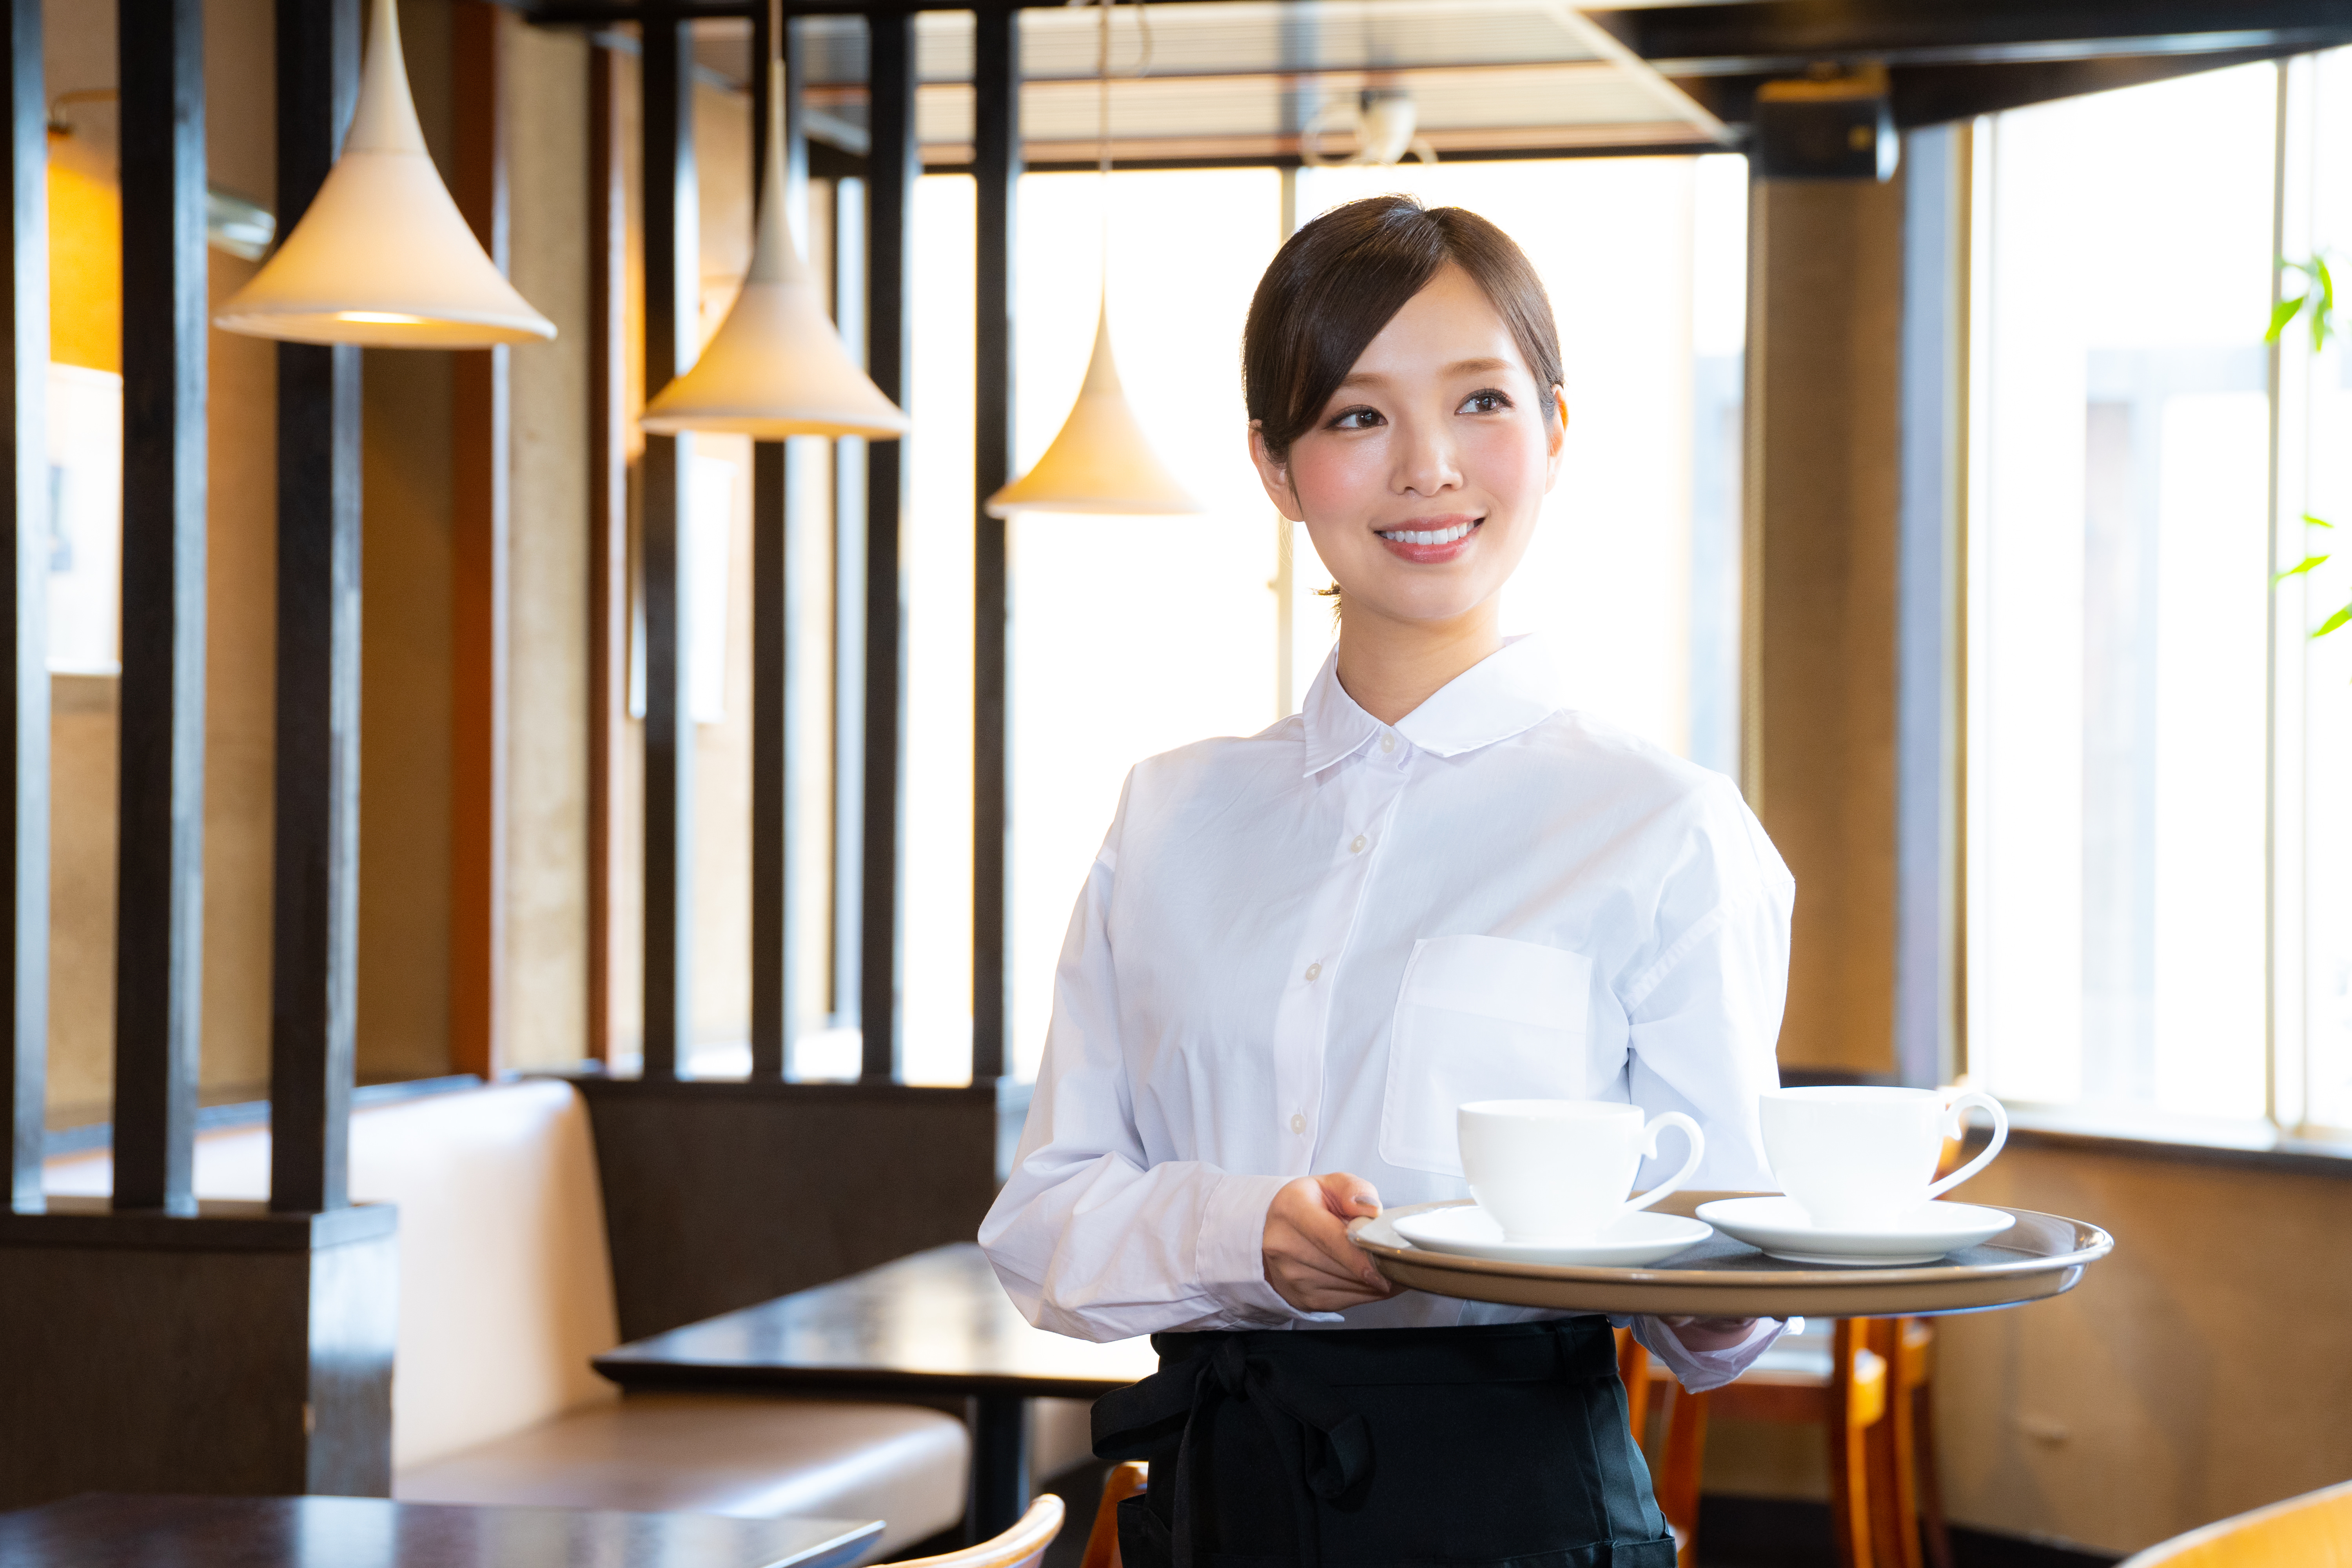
[268,0,363,1214]
[970,0,1016,1086]
[860,9,914,1084]
[111,0,207,1216]
[748,4,804,1082]
[0,0,42,1214]
[586,42,626,1067]
[450,0,512,1083]
[641,4,697,1078]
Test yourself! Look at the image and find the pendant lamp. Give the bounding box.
[984,0,1200,518]
[640,61,909,439]
[214,0,554,348]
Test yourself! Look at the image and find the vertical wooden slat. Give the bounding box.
[0,0,43,1214]
[268,0,363,1215]
[586,41,626,1067]
[111,0,207,1216]
[450,0,511,1083]
[860,9,915,1085]
[641,5,697,1079]
[970,0,1018,1086]
[748,4,802,1083]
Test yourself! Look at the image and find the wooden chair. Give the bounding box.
[2116,1479,2352,1567]
[1078,1461,1150,1568]
[895,1495,1067,1568]
[1618,1319,1948,1568]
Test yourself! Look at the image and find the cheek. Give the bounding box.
[1285,439,1386,518]
[1459,421,1553,501]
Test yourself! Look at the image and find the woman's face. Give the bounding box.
[1250,262,1565,632]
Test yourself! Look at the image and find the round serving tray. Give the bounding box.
[1349,1191,2113,1318]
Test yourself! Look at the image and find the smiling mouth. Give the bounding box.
[1377,519,1480,546]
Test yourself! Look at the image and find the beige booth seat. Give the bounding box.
[44,1080,968,1552]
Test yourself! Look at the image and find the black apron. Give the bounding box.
[1091,1317,1677,1568]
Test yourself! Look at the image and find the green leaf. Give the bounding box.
[2277,554,2331,582]
[2316,602,2352,639]
[2308,514,2337,529]
[2267,293,2307,344]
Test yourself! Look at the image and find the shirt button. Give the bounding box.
[1350,834,1367,854]
[1290,1113,1306,1135]
[1380,733,1396,754]
[1304,962,1322,982]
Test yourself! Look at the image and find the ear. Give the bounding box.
[1249,421,1307,522]
[1540,387,1568,493]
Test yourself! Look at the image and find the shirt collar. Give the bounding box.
[1299,634,1566,777]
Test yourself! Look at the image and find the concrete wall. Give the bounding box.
[504,17,593,1072]
[1745,173,1904,1080]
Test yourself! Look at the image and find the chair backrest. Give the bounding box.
[2118,1479,2352,1568]
[1079,1462,1151,1568]
[42,1079,621,1470]
[893,1495,1066,1568]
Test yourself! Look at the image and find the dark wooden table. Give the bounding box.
[0,1494,882,1568]
[594,1242,1161,1542]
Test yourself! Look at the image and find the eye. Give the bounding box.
[1327,405,1385,431]
[1458,389,1513,415]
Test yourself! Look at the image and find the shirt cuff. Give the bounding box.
[1194,1171,1321,1325]
[1626,1314,1788,1394]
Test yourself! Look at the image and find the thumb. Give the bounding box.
[1319,1173,1382,1216]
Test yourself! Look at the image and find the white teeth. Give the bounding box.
[1382,521,1475,545]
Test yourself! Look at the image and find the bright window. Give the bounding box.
[1965,53,2352,1136]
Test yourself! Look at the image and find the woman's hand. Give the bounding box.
[1263,1172,1397,1312]
[1659,1316,1762,1353]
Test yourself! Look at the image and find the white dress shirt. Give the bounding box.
[980,636,1797,1390]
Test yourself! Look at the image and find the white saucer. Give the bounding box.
[1695,1197,2016,1266]
[1390,1206,1713,1267]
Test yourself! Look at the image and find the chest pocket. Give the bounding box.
[1379,934,1594,1176]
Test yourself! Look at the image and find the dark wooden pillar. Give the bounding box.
[971,0,1018,1085]
[0,0,41,1215]
[587,40,626,1067]
[749,8,807,1083]
[641,5,697,1078]
[112,0,207,1215]
[268,0,364,1215]
[450,0,512,1083]
[860,8,915,1084]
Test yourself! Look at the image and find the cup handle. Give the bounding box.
[1618,1112,1706,1219]
[1923,1090,2008,1201]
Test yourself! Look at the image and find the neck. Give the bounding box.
[1332,599,1503,725]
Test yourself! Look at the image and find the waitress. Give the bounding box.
[980,194,1793,1568]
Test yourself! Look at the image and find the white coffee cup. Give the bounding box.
[1457,1099,1706,1243]
[1759,1086,2009,1230]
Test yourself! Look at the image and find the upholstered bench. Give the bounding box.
[42,1078,1011,1554]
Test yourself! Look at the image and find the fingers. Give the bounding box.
[1263,1178,1397,1311]
[1315,1171,1383,1219]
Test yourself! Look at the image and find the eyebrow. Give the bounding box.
[1337,356,1514,388]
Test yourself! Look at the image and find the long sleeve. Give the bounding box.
[978,803,1307,1342]
[1610,784,1795,1388]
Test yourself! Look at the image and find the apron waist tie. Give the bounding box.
[1094,1335,1373,1568]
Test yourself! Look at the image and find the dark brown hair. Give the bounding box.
[1243,194,1564,464]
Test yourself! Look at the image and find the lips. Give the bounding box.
[1376,517,1481,564]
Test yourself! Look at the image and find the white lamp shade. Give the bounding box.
[985,303,1201,517]
[213,0,555,348]
[641,62,909,440]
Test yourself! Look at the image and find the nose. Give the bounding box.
[1389,411,1462,499]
